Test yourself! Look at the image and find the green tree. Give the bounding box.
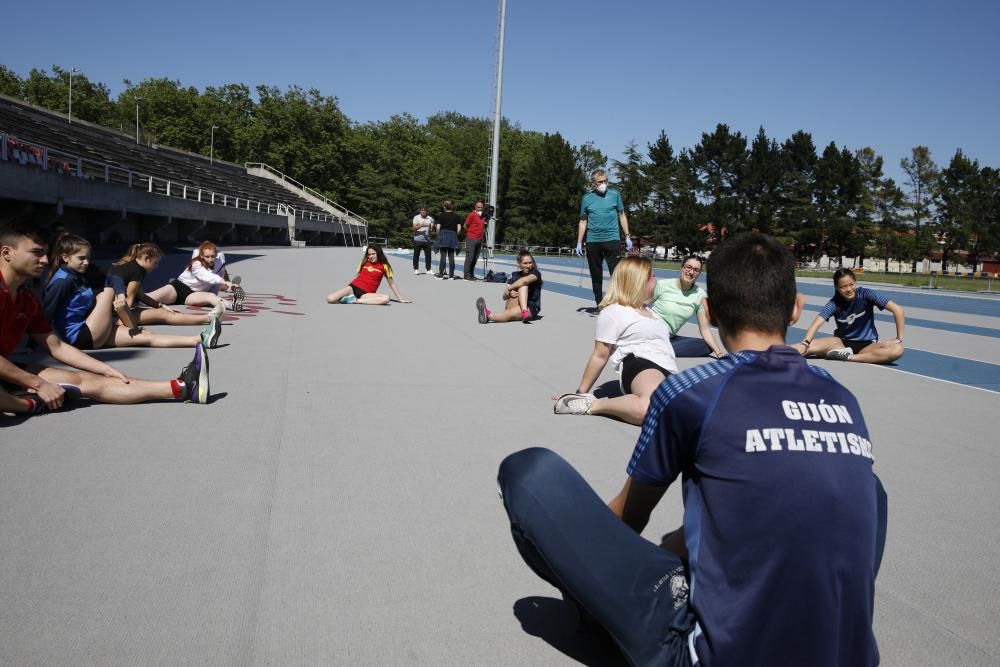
[644,131,679,245]
[574,141,606,186]
[504,132,579,246]
[870,177,905,271]
[936,149,979,271]
[900,146,940,271]
[743,127,782,235]
[120,78,202,149]
[778,131,818,259]
[968,167,1000,271]
[613,141,651,237]
[691,124,748,233]
[345,114,428,243]
[668,151,708,254]
[21,66,115,125]
[0,64,22,98]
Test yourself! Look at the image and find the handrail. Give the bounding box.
[1,133,351,226]
[245,162,367,226]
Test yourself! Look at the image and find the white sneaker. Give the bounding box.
[553,393,595,415]
[210,301,225,319]
[826,348,853,361]
[414,269,420,275]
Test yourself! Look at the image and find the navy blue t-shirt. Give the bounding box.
[106,260,147,297]
[818,285,890,342]
[43,267,95,345]
[628,346,879,667]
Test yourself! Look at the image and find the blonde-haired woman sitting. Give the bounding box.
[553,257,677,425]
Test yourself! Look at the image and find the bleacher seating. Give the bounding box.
[0,95,345,224]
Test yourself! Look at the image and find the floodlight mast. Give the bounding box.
[485,0,506,267]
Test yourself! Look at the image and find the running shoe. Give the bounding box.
[178,343,210,404]
[553,393,595,415]
[210,301,225,319]
[476,297,489,324]
[230,276,245,312]
[826,348,853,361]
[200,315,222,349]
[340,295,357,304]
[15,384,82,414]
[414,269,420,275]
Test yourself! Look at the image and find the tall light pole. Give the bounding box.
[135,97,142,144]
[485,0,507,269]
[210,124,219,164]
[67,68,79,123]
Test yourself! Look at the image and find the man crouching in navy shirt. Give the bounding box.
[498,232,887,666]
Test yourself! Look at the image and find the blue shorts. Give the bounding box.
[499,448,695,666]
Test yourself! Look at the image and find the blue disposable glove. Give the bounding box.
[575,243,583,257]
[625,236,633,251]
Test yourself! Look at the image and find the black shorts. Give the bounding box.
[73,324,96,350]
[845,340,875,354]
[169,279,195,305]
[620,353,671,395]
[351,284,368,299]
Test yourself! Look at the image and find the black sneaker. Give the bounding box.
[177,343,210,404]
[16,384,82,414]
[231,276,246,312]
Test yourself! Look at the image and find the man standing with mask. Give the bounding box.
[463,200,486,281]
[577,169,631,307]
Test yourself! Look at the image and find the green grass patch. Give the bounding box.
[648,259,998,293]
[795,271,998,292]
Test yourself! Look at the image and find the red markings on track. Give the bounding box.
[182,291,301,318]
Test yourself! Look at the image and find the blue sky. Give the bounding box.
[5,0,998,186]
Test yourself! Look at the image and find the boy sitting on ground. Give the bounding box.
[498,232,886,666]
[1,221,210,416]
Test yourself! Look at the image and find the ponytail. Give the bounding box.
[113,241,162,266]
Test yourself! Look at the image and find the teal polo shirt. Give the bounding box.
[579,188,624,242]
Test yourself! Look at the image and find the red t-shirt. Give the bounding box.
[1,273,53,358]
[464,211,484,240]
[350,260,392,294]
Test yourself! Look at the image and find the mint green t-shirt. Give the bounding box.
[651,278,706,335]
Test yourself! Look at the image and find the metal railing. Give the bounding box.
[245,162,367,226]
[1,132,352,226]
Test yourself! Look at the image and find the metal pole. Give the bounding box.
[135,97,142,144]
[68,68,79,123]
[210,124,218,164]
[485,0,507,268]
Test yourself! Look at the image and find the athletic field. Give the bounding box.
[2,246,997,665]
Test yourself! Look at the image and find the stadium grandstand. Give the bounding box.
[0,94,366,246]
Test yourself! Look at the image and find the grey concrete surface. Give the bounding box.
[1,246,997,666]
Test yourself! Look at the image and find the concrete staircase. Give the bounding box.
[246,163,367,246]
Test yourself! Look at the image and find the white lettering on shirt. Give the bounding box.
[782,399,854,424]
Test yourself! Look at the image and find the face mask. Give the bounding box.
[596,183,608,194]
